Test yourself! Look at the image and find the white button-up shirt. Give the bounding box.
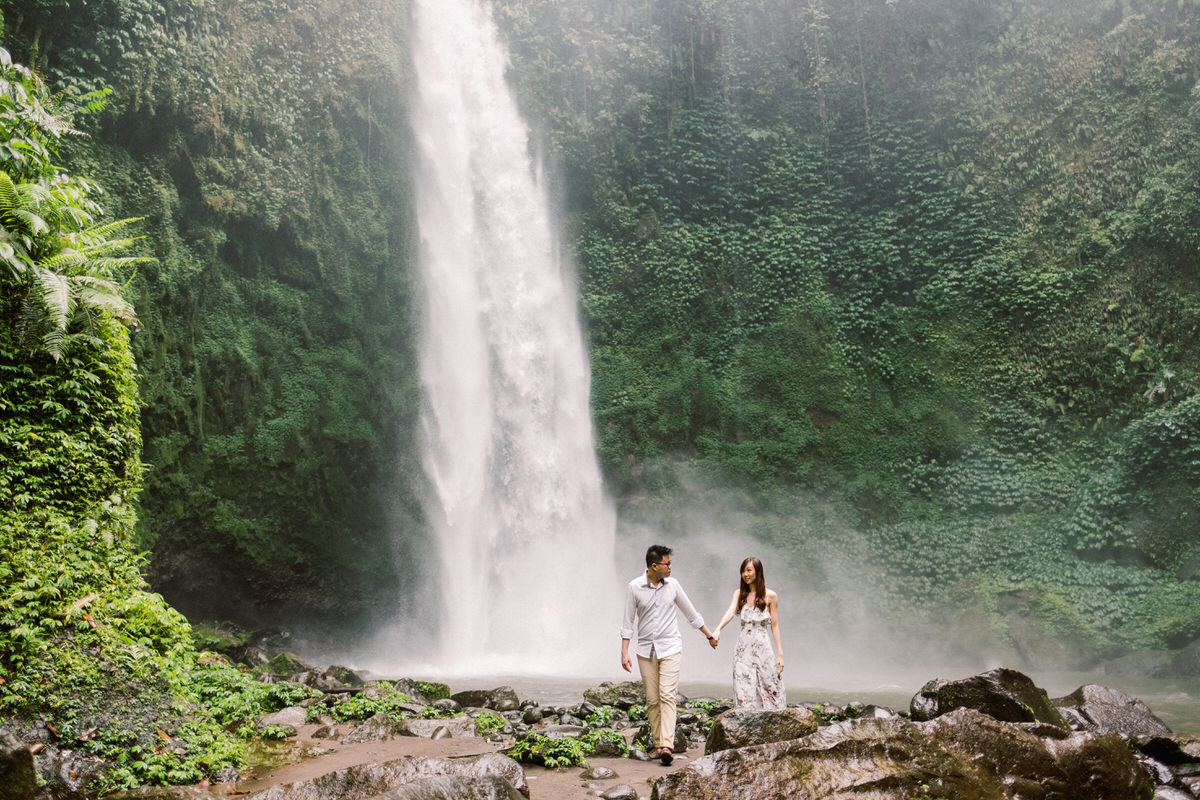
[620,572,706,659]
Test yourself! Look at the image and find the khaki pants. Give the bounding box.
[638,651,681,750]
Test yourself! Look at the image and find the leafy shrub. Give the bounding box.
[474,711,507,735]
[505,732,590,768]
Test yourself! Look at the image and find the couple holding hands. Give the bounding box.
[618,544,786,766]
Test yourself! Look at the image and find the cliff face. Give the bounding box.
[4,0,1200,658]
[3,0,427,625]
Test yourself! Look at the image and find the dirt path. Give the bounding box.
[227,724,687,800]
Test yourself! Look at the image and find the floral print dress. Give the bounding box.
[733,603,786,709]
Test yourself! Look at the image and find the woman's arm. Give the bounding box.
[768,589,785,674]
[712,588,740,645]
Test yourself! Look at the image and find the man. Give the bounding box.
[620,544,717,766]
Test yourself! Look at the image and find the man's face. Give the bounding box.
[648,555,672,583]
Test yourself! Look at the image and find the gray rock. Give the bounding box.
[599,784,638,800]
[342,713,404,743]
[704,707,819,754]
[397,717,476,739]
[653,707,1153,800]
[909,667,1068,728]
[257,707,308,730]
[450,688,519,712]
[0,729,36,800]
[245,752,527,800]
[1054,684,1172,737]
[364,775,524,800]
[583,681,646,710]
[431,698,460,714]
[325,666,366,687]
[582,765,618,780]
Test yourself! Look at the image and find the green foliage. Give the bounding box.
[584,706,614,727]
[580,727,630,758]
[505,731,591,769]
[414,681,451,701]
[474,711,506,735]
[0,47,147,363]
[326,684,414,723]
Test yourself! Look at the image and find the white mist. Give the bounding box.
[405,0,618,676]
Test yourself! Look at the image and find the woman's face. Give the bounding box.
[741,561,757,586]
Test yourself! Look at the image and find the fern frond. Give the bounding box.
[73,279,136,325]
[0,172,18,213]
[33,267,72,338]
[39,250,87,273]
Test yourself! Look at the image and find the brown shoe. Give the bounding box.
[659,748,673,766]
[646,747,663,760]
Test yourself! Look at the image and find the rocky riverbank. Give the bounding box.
[9,652,1197,800]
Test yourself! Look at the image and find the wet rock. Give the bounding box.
[599,784,638,800]
[341,713,405,744]
[246,752,526,800]
[365,775,525,799]
[325,666,365,687]
[582,765,618,780]
[31,746,106,800]
[450,688,519,712]
[583,681,646,710]
[396,718,476,739]
[257,707,308,731]
[909,667,1068,728]
[653,707,1152,800]
[0,729,36,800]
[265,652,314,678]
[704,707,819,754]
[1054,684,1172,737]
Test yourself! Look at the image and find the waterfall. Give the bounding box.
[408,0,618,674]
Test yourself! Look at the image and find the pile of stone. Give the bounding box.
[7,664,1200,800]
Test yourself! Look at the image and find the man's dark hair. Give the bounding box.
[646,544,672,567]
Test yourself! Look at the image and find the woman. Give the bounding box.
[712,557,786,709]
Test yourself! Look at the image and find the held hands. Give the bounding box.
[708,632,720,649]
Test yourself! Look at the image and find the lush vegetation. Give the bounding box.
[0,43,266,791]
[3,0,1200,753]
[2,0,423,624]
[488,0,1200,654]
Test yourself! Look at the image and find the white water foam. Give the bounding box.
[391,0,619,676]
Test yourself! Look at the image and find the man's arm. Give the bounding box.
[674,581,718,647]
[620,582,637,671]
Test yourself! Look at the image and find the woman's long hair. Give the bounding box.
[736,557,767,612]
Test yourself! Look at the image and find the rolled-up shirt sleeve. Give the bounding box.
[619,582,637,640]
[672,582,705,630]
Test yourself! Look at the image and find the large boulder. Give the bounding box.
[362,775,524,800]
[1054,684,1172,737]
[449,688,519,712]
[395,718,476,739]
[652,707,1153,800]
[704,707,818,754]
[112,753,528,800]
[583,681,645,710]
[909,667,1068,728]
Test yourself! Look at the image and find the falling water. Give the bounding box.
[407,0,618,674]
